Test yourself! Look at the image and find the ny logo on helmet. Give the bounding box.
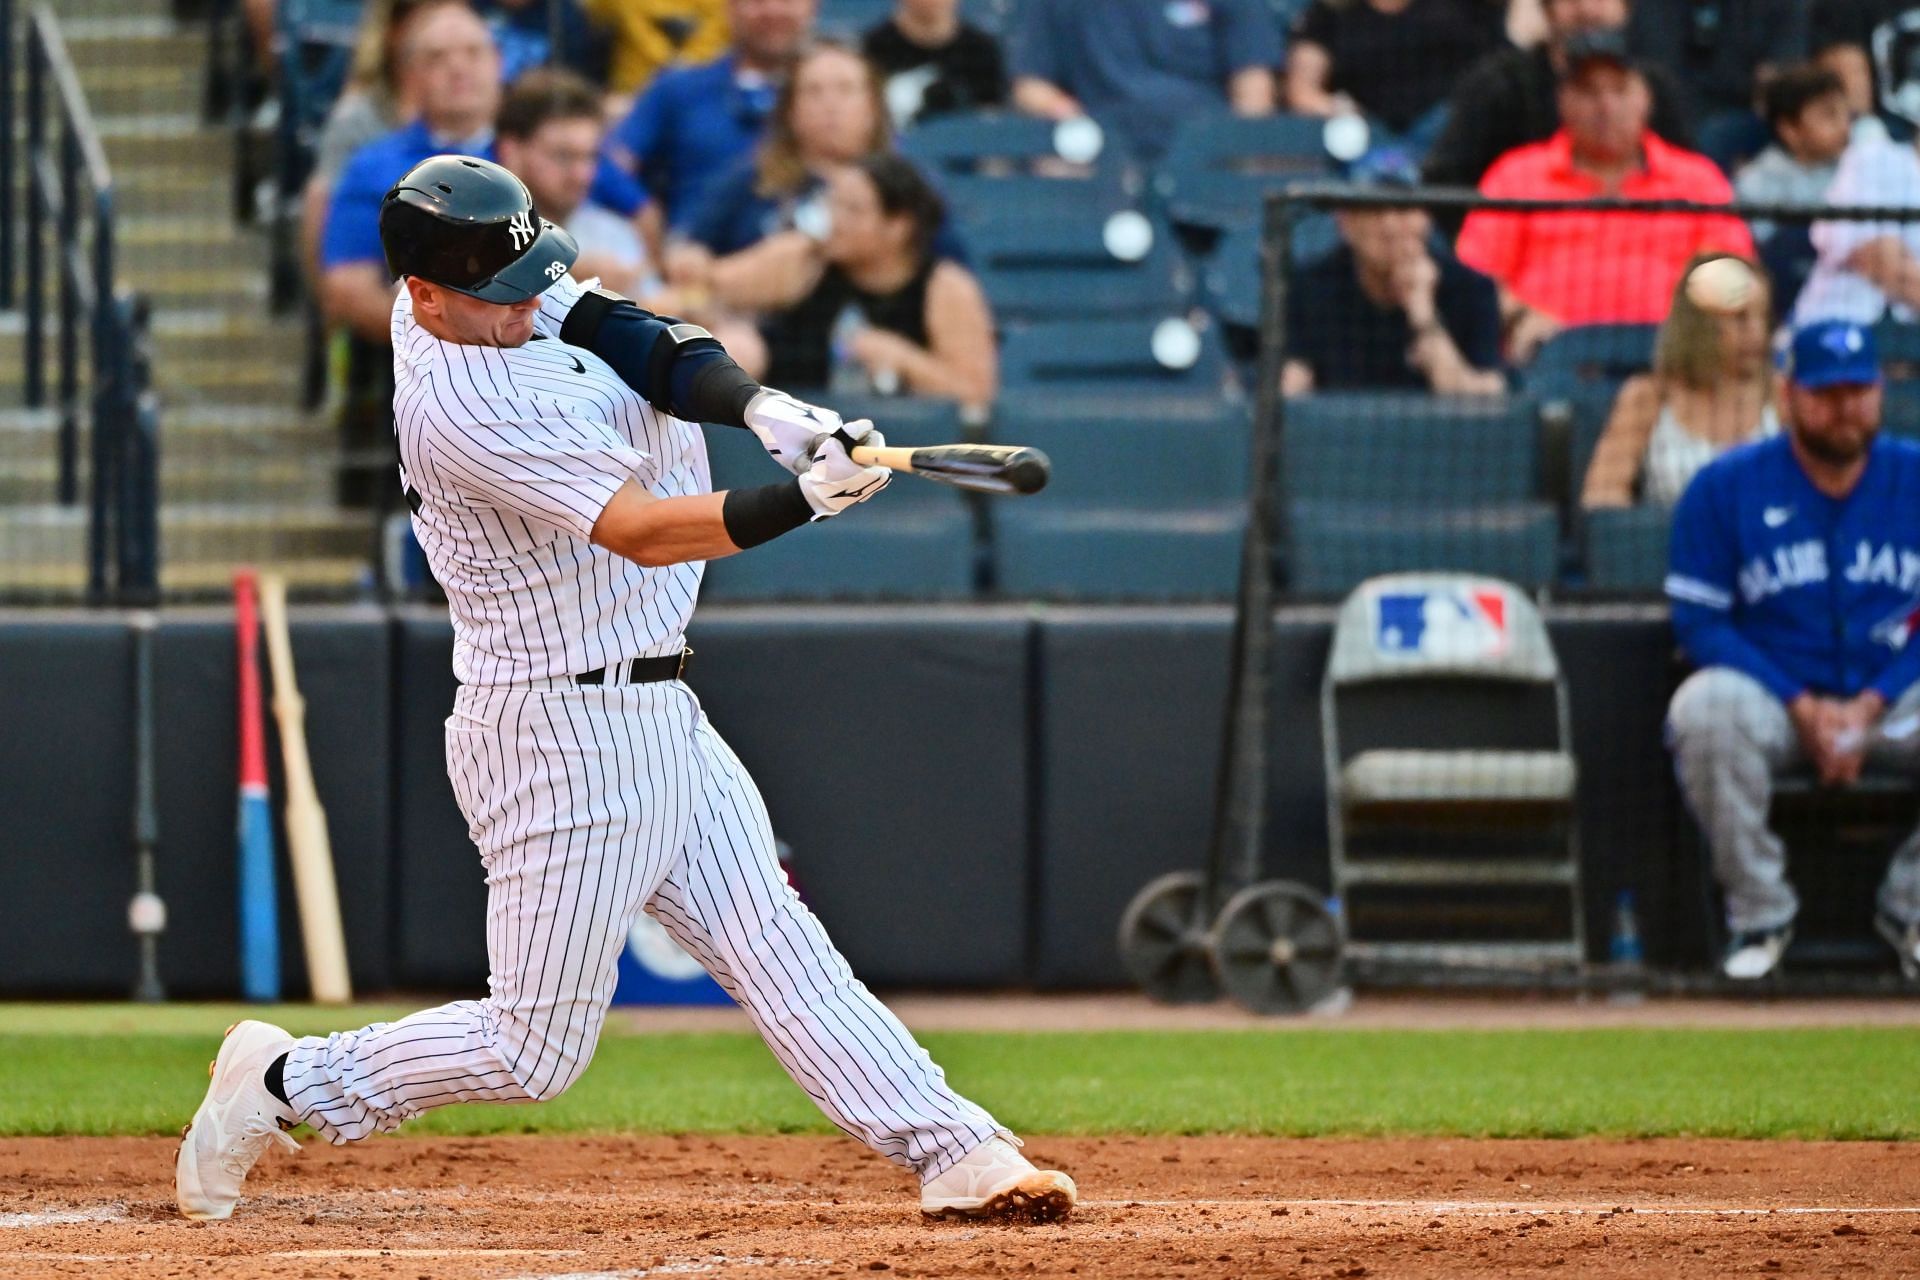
[507,212,536,252]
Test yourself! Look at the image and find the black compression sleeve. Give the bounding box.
[559,286,764,426]
[721,480,815,549]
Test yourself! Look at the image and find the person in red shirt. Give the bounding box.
[1457,30,1755,363]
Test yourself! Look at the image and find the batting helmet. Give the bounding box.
[378,154,579,303]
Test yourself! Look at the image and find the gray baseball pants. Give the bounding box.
[1666,667,1920,934]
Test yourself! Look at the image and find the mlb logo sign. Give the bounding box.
[1373,588,1511,660]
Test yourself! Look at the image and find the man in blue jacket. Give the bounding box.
[1666,318,1920,982]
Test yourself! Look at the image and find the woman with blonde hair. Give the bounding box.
[1580,254,1779,509]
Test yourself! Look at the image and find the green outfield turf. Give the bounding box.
[0,1004,1912,1141]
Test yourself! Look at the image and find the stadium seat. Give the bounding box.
[986,392,1250,597]
[1883,379,1920,439]
[969,209,1189,321]
[997,315,1232,392]
[904,111,1140,222]
[699,410,979,600]
[1287,501,1561,594]
[1202,217,1340,332]
[700,501,978,600]
[1876,321,1920,379]
[1523,324,1657,403]
[1282,392,1542,504]
[1280,393,1554,594]
[1582,505,1671,592]
[1151,113,1335,235]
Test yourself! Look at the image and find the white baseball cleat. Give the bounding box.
[1721,925,1792,981]
[175,1020,300,1221]
[920,1133,1076,1222]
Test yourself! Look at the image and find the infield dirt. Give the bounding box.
[0,1134,1914,1278]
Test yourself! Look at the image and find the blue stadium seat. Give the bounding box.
[700,501,978,600]
[904,111,1139,222]
[1523,324,1658,403]
[1283,392,1541,504]
[1281,393,1554,594]
[1875,320,1920,377]
[1287,501,1561,594]
[699,412,976,599]
[969,210,1189,321]
[1201,216,1374,331]
[1884,379,1920,439]
[1583,505,1671,592]
[986,392,1249,597]
[1151,114,1334,234]
[997,316,1232,392]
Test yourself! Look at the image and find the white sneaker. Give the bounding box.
[920,1133,1076,1222]
[1722,925,1793,981]
[175,1020,301,1221]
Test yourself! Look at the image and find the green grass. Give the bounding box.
[0,1005,1913,1140]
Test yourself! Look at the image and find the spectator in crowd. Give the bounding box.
[301,0,440,281]
[679,41,890,258]
[1582,254,1778,508]
[1793,106,1920,324]
[1456,33,1753,360]
[1665,318,1920,983]
[611,0,817,226]
[320,3,506,344]
[1736,65,1853,312]
[496,70,662,298]
[1624,0,1806,169]
[1009,0,1281,161]
[862,0,1007,128]
[1285,0,1506,161]
[1809,0,1920,133]
[723,155,997,409]
[1282,166,1504,395]
[584,0,730,103]
[494,69,769,371]
[1423,0,1695,190]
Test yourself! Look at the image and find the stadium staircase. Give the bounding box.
[0,0,371,596]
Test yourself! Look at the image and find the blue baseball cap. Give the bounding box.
[1786,319,1880,388]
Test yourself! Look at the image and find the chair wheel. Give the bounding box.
[1209,880,1345,1015]
[1119,871,1220,1005]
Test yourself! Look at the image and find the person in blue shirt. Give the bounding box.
[1009,0,1281,160]
[609,0,816,227]
[319,1,644,345]
[1666,318,1920,983]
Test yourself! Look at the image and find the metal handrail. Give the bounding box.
[2,0,159,603]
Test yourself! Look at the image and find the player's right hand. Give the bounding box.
[797,434,889,519]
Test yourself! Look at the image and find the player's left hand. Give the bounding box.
[745,389,884,476]
[797,433,890,518]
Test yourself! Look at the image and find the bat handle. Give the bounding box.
[848,444,917,473]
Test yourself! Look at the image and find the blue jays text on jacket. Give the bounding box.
[1665,433,1920,705]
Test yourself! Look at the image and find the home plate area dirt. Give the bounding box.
[1,1136,1915,1278]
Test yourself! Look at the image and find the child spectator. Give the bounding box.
[862,0,1007,128]
[1736,65,1851,311]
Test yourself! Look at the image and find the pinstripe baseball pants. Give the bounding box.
[279,681,1002,1178]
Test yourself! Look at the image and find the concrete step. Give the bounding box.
[0,502,376,562]
[12,60,201,118]
[102,120,233,180]
[0,455,338,504]
[59,25,204,73]
[112,170,242,219]
[0,404,333,463]
[44,0,176,21]
[0,554,374,597]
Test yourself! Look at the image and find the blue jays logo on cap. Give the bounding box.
[1787,319,1880,388]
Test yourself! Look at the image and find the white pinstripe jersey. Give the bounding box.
[391,274,710,685]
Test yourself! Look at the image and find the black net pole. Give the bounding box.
[1198,194,1292,916]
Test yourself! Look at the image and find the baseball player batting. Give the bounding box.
[174,155,1074,1225]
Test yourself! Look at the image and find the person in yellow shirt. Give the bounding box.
[588,0,732,100]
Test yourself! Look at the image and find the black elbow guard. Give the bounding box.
[559,286,761,425]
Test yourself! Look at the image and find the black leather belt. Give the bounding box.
[573,648,693,686]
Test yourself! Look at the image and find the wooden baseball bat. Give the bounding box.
[850,443,1050,495]
[258,575,354,1005]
